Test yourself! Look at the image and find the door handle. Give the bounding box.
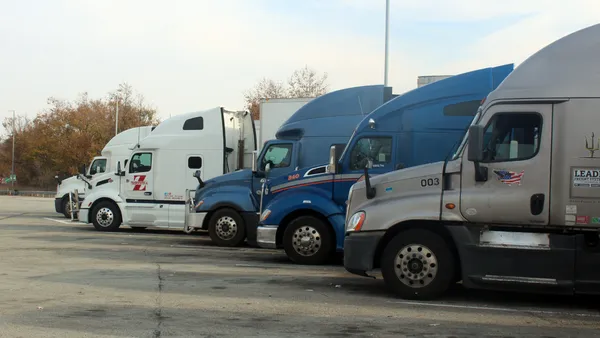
[530,193,545,215]
[144,192,152,196]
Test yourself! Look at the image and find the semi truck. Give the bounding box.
[255,64,514,265]
[342,23,600,300]
[77,107,256,231]
[184,85,396,247]
[54,126,154,218]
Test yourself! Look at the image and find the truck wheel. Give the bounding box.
[381,229,455,300]
[91,201,122,232]
[61,196,77,219]
[283,215,334,265]
[208,208,246,247]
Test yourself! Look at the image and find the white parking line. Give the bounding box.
[387,300,600,318]
[43,217,86,225]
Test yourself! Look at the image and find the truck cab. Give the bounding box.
[343,23,600,300]
[78,107,256,231]
[54,126,154,218]
[184,85,396,247]
[255,64,515,265]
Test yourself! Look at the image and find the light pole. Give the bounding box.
[8,110,15,187]
[115,93,119,136]
[384,0,390,86]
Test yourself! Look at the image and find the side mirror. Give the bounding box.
[467,125,484,162]
[251,151,257,172]
[467,125,488,182]
[79,164,86,175]
[365,158,373,169]
[193,169,205,188]
[326,145,337,174]
[115,161,122,176]
[265,162,271,173]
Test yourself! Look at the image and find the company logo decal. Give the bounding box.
[576,215,590,224]
[573,168,600,188]
[131,175,148,191]
[493,169,524,186]
[164,192,183,200]
[591,217,600,224]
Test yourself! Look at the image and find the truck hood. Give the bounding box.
[353,161,446,191]
[266,163,329,191]
[194,169,254,200]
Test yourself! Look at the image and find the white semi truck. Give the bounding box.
[54,126,154,218]
[76,107,257,231]
[343,23,600,299]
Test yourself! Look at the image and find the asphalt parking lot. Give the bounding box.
[1,196,600,337]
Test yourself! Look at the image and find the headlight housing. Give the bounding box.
[260,209,271,222]
[347,211,365,232]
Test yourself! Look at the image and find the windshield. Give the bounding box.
[89,158,107,175]
[451,108,482,160]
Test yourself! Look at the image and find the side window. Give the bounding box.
[261,144,293,170]
[188,156,202,169]
[89,159,107,175]
[482,113,541,162]
[183,117,204,130]
[130,153,152,173]
[349,137,393,170]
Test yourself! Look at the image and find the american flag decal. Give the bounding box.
[493,169,524,186]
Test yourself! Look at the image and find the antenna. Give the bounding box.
[357,96,365,115]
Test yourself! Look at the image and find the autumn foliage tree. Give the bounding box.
[244,66,329,120]
[0,83,159,189]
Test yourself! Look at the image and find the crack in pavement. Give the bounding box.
[153,262,164,338]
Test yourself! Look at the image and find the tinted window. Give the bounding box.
[443,100,482,116]
[349,137,393,170]
[482,113,541,162]
[188,156,202,169]
[261,144,293,170]
[130,153,152,173]
[89,158,107,175]
[183,117,204,130]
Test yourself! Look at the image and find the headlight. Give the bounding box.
[347,211,365,232]
[260,209,271,222]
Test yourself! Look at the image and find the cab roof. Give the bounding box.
[485,23,600,103]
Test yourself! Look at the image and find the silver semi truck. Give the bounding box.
[342,23,600,300]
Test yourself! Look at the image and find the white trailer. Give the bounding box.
[54,126,154,218]
[255,98,313,151]
[77,107,256,231]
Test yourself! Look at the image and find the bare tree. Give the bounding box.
[243,67,330,120]
[287,65,329,98]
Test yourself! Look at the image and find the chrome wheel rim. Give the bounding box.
[292,225,322,257]
[216,216,237,240]
[393,244,438,288]
[96,207,114,227]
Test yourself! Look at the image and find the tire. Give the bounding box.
[282,215,334,265]
[208,208,246,247]
[91,201,122,232]
[381,228,456,300]
[61,196,76,219]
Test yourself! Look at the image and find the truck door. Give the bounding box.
[167,155,203,228]
[460,104,552,225]
[258,140,297,179]
[121,151,167,227]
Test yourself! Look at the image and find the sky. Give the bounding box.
[0,0,598,128]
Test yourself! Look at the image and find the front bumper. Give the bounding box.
[343,231,385,277]
[184,211,207,231]
[79,208,90,224]
[54,198,62,213]
[256,225,278,249]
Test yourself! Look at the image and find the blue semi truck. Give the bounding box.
[184,85,396,246]
[255,64,514,265]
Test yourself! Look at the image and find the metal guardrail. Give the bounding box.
[0,190,55,197]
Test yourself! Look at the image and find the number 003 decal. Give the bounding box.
[420,178,440,187]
